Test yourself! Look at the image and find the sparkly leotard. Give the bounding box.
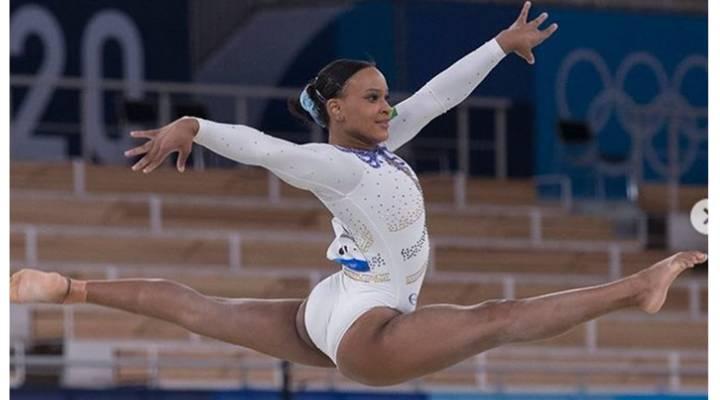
[193,39,506,364]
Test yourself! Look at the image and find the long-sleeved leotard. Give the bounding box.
[193,39,506,363]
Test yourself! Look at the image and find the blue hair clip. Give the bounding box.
[299,86,326,128]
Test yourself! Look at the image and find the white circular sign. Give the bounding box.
[690,198,708,235]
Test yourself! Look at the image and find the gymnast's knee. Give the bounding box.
[336,343,412,386]
[337,363,409,387]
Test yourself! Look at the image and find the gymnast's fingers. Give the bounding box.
[518,48,535,65]
[176,149,190,173]
[531,12,548,27]
[131,145,160,172]
[517,1,531,24]
[539,23,559,43]
[124,141,153,158]
[142,149,170,174]
[129,129,159,139]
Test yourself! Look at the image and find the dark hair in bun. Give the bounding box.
[288,59,376,129]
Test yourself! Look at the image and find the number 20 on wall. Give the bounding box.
[11,4,145,162]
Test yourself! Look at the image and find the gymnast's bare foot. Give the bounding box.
[10,269,71,304]
[636,251,707,314]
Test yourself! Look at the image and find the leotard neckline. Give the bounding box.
[333,144,402,169]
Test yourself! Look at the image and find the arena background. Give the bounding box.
[8,0,709,399]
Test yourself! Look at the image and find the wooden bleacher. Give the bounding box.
[9,196,519,239]
[35,234,230,266]
[12,162,549,206]
[418,281,505,305]
[114,348,271,386]
[419,175,544,206]
[11,196,151,227]
[434,247,611,276]
[482,350,706,388]
[638,183,708,214]
[466,178,541,206]
[10,232,25,262]
[23,275,705,351]
[541,214,616,241]
[40,317,706,391]
[14,162,707,213]
[109,346,707,389]
[12,185,618,241]
[428,212,531,238]
[11,161,270,197]
[595,318,706,349]
[9,161,707,391]
[107,345,707,389]
[10,161,75,191]
[12,227,679,278]
[10,161,627,250]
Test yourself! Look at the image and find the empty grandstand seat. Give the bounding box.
[638,184,708,214]
[433,248,611,276]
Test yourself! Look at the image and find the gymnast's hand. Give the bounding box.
[124,117,199,174]
[495,1,558,65]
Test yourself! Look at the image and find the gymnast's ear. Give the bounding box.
[326,98,344,122]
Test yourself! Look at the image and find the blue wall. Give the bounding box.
[534,7,707,192]
[10,0,191,81]
[272,1,537,176]
[273,1,707,182]
[11,0,707,184]
[10,0,191,157]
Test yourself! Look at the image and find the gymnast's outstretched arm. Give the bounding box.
[383,1,558,152]
[124,117,363,198]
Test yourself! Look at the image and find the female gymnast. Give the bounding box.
[11,2,707,386]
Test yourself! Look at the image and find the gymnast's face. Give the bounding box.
[326,67,393,148]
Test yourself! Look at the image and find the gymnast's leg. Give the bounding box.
[335,251,706,386]
[10,270,335,368]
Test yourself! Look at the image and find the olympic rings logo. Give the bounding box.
[555,49,707,177]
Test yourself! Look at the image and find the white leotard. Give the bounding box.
[193,39,506,363]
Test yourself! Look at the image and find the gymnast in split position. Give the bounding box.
[11,2,706,386]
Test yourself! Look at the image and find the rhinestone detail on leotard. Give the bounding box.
[401,227,428,261]
[334,145,412,175]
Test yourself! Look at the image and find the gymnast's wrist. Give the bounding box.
[180,116,201,138]
[494,30,515,55]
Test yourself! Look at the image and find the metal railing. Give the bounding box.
[9,337,707,392]
[10,74,512,178]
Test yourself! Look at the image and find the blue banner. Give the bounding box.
[533,7,707,193]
